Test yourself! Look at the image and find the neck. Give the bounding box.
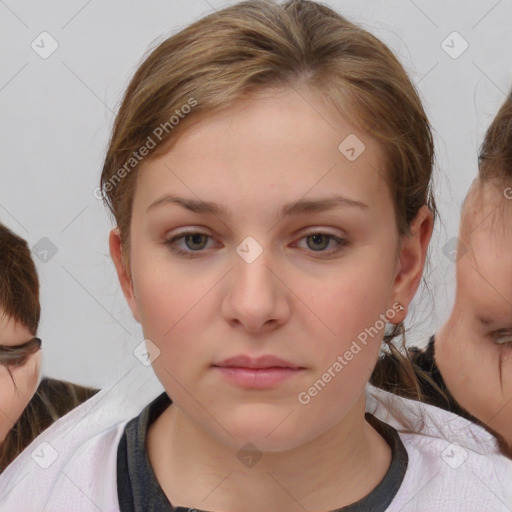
[147,392,392,512]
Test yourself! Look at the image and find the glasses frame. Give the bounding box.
[0,337,42,367]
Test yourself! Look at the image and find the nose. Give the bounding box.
[221,244,290,334]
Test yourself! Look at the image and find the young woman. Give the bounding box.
[0,223,98,472]
[0,1,510,510]
[372,91,512,458]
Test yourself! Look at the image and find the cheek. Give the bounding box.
[134,258,214,340]
[446,322,512,422]
[302,251,397,347]
[133,259,218,381]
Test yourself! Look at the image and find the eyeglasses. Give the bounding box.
[0,337,42,368]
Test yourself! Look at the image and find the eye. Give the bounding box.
[164,229,348,259]
[493,330,512,345]
[295,232,348,257]
[164,231,216,258]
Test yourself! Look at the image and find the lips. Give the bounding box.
[213,354,303,370]
[212,355,304,389]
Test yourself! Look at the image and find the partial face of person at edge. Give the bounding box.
[111,87,429,453]
[438,180,512,447]
[0,311,41,444]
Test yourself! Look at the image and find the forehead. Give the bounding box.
[134,88,390,217]
[464,183,512,251]
[459,184,512,316]
[0,311,32,346]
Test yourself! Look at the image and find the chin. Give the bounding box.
[212,408,306,453]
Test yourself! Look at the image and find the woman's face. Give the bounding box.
[112,88,427,452]
[439,182,512,448]
[0,312,41,444]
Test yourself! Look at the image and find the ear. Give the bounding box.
[390,205,434,319]
[109,228,141,323]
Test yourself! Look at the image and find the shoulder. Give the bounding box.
[0,386,146,511]
[366,385,512,510]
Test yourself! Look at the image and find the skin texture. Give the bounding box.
[0,311,41,445]
[110,87,433,512]
[436,181,512,451]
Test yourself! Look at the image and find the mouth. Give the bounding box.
[212,355,305,388]
[212,366,304,388]
[212,354,303,370]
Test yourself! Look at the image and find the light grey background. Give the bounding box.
[1,0,510,389]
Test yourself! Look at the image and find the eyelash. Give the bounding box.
[164,230,348,259]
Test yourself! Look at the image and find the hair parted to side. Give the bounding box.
[0,223,40,335]
[478,91,512,183]
[100,0,436,261]
[100,0,437,416]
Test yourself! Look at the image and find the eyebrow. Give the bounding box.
[146,193,369,217]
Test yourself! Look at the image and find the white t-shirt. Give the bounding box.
[0,381,510,512]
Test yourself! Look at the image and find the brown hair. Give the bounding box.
[0,378,98,472]
[100,0,436,262]
[478,91,512,183]
[370,328,448,405]
[100,0,437,415]
[0,224,40,334]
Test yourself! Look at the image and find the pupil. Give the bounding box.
[187,234,206,250]
[309,234,327,250]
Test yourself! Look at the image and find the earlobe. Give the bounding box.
[386,302,406,324]
[109,228,141,323]
[391,205,434,315]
